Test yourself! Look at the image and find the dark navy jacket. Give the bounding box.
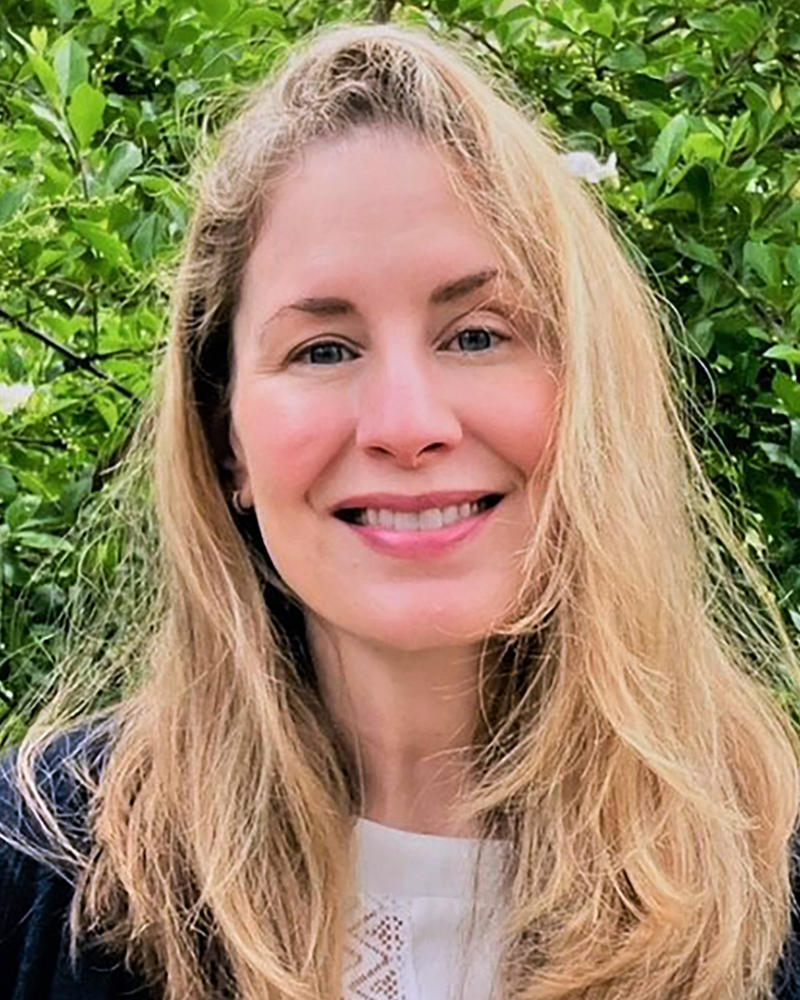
[0,726,156,999]
[1,727,799,999]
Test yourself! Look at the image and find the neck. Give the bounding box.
[307,615,484,836]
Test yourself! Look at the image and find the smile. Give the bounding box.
[334,493,503,531]
[333,493,506,559]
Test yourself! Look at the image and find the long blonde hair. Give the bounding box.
[6,20,799,1000]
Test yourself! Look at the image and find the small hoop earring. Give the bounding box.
[231,490,247,515]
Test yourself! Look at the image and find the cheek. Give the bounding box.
[232,382,351,504]
[469,367,559,477]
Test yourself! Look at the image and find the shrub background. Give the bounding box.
[0,0,798,744]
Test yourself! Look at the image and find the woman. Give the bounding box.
[1,19,799,1000]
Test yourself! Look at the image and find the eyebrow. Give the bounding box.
[261,267,500,329]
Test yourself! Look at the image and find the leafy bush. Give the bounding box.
[1,0,798,742]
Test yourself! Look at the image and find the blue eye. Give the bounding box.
[291,327,507,366]
[444,327,506,353]
[293,341,358,365]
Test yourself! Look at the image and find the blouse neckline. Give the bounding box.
[354,816,509,900]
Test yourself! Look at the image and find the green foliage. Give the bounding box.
[1,0,798,736]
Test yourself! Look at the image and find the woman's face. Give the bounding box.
[229,128,558,651]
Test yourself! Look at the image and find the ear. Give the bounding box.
[225,421,254,509]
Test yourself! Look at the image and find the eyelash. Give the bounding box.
[290,327,509,366]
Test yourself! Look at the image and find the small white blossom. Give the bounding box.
[563,150,618,184]
[0,383,35,414]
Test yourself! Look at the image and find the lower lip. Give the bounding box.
[336,499,503,559]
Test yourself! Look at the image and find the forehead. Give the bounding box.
[241,127,503,292]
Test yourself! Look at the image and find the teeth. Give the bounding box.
[442,505,460,525]
[354,500,493,531]
[419,508,443,529]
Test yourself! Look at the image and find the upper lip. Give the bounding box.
[331,490,505,513]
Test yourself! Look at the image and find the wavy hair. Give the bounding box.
[6,19,800,1000]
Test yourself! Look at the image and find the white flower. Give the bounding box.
[563,150,618,184]
[0,383,35,414]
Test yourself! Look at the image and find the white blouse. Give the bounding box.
[345,818,509,1000]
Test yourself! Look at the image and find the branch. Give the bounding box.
[90,348,154,361]
[371,0,400,22]
[665,70,693,90]
[695,21,774,113]
[415,2,506,64]
[643,14,686,45]
[0,307,136,400]
[456,21,504,63]
[1,435,68,451]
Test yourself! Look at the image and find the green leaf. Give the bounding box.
[591,101,612,130]
[131,213,158,262]
[3,348,26,383]
[697,269,720,303]
[14,530,70,552]
[653,192,695,212]
[94,394,118,431]
[765,345,800,364]
[67,82,105,148]
[60,475,92,518]
[0,185,28,226]
[688,319,714,357]
[163,22,199,56]
[52,36,89,100]
[675,239,720,268]
[0,467,17,500]
[29,99,75,150]
[687,12,724,32]
[684,164,712,210]
[585,5,615,37]
[785,246,800,282]
[726,111,752,156]
[87,0,115,13]
[723,6,762,48]
[200,0,231,22]
[28,53,62,108]
[602,44,645,71]
[649,114,689,175]
[744,241,781,287]
[682,132,725,162]
[791,419,800,466]
[104,141,143,191]
[30,26,48,52]
[773,372,800,417]
[71,218,131,268]
[5,495,41,532]
[46,0,75,20]
[756,441,800,478]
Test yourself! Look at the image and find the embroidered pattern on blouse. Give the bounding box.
[344,894,415,1000]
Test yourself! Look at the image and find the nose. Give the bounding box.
[355,351,462,469]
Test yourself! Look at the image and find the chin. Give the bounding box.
[353,611,499,652]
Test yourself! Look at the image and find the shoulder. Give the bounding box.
[0,720,152,1000]
[774,831,800,999]
[0,719,114,861]
[0,720,113,916]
